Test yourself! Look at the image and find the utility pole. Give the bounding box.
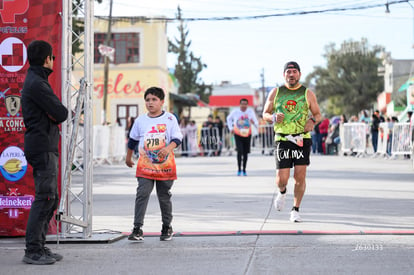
[102,0,113,124]
[260,68,266,109]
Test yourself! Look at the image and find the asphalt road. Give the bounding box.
[1,154,413,274]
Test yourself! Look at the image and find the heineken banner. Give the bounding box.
[0,0,62,236]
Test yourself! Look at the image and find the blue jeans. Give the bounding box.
[371,131,378,152]
[311,133,318,153]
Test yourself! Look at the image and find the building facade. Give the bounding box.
[73,16,176,129]
[379,53,414,118]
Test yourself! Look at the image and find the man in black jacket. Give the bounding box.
[21,40,68,265]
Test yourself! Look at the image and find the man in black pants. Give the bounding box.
[226,98,258,176]
[22,40,68,265]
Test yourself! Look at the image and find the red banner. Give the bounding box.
[0,0,62,236]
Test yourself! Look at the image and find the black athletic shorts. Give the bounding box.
[274,138,312,169]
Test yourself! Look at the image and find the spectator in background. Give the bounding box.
[180,117,189,157]
[186,120,198,157]
[387,116,398,156]
[127,116,138,157]
[318,117,330,154]
[404,111,412,159]
[214,116,224,156]
[333,114,347,148]
[127,116,135,138]
[371,110,382,153]
[359,110,370,124]
[201,115,215,156]
[326,119,340,155]
[312,121,321,154]
[116,117,122,127]
[359,109,370,145]
[349,115,358,122]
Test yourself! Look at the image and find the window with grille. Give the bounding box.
[117,104,139,130]
[94,32,140,64]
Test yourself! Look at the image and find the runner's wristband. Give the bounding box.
[272,113,277,123]
[309,117,316,124]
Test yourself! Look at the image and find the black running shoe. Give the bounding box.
[160,225,173,241]
[128,226,144,241]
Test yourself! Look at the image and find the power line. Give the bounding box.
[96,0,410,22]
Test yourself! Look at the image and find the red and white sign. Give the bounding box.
[0,0,62,236]
[98,44,115,61]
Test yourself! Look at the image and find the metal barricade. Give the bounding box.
[93,125,110,163]
[222,124,275,154]
[177,124,276,156]
[252,124,274,154]
[222,127,235,155]
[179,125,200,157]
[391,123,412,156]
[375,122,390,158]
[178,126,223,157]
[199,127,221,156]
[341,123,367,156]
[109,125,126,162]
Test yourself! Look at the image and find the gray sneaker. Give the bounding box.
[23,251,56,265]
[44,247,63,261]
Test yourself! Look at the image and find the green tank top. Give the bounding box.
[273,85,311,139]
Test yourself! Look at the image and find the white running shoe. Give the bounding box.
[274,192,286,211]
[290,210,302,222]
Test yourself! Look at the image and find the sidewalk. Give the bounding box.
[1,154,413,274]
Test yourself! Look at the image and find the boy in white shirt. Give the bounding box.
[226,98,258,176]
[126,87,183,241]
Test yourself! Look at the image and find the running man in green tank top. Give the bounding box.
[262,61,322,223]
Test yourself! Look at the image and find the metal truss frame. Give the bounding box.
[58,0,94,239]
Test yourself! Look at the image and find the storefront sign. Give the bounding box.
[94,72,146,99]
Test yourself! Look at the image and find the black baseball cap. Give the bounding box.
[284,61,300,72]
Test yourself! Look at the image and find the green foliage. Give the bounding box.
[168,6,212,102]
[305,38,384,117]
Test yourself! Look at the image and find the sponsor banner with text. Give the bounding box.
[0,0,62,236]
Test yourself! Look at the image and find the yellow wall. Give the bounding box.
[74,17,176,125]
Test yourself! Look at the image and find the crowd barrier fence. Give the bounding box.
[86,122,412,164]
[177,125,275,156]
[92,125,125,164]
[391,123,411,156]
[375,122,390,158]
[340,123,367,156]
[340,122,412,159]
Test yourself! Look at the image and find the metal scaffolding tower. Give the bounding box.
[58,0,94,239]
